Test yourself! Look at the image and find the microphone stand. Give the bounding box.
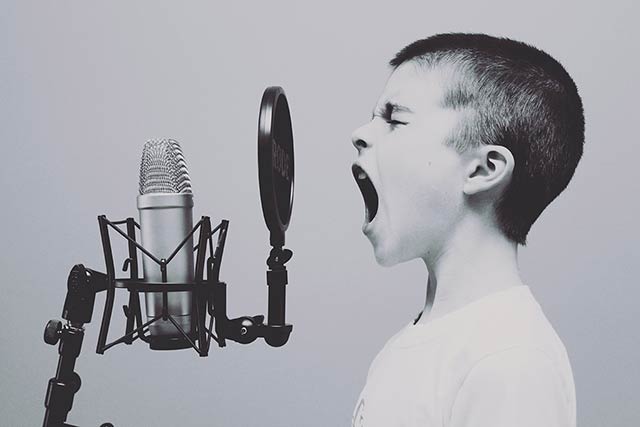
[42,215,293,427]
[42,265,112,427]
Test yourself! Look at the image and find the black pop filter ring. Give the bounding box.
[258,86,294,247]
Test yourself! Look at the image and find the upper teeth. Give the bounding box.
[357,171,367,180]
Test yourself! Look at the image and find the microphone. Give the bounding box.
[137,139,195,350]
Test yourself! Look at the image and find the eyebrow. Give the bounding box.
[371,101,414,119]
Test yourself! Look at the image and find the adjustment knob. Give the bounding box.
[44,319,62,345]
[69,371,82,393]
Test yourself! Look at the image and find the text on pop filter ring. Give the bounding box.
[272,140,291,182]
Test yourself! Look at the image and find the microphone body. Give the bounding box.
[137,139,195,347]
[137,193,194,338]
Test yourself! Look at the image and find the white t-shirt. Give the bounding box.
[352,285,576,427]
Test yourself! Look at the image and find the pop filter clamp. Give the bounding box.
[41,87,295,427]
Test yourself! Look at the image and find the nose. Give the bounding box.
[351,123,371,152]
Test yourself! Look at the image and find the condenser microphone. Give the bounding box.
[137,139,195,350]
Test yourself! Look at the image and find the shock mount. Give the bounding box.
[42,215,293,427]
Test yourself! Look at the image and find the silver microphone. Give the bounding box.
[137,139,194,348]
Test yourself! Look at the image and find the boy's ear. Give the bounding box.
[463,145,515,196]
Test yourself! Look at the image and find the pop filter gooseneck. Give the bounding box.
[258,86,294,248]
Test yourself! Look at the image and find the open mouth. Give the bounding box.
[352,164,379,223]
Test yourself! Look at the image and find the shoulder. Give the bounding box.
[460,346,566,393]
[462,286,570,363]
[447,346,575,427]
[441,287,576,425]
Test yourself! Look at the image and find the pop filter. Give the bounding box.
[258,86,294,248]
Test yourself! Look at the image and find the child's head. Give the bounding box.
[352,33,584,266]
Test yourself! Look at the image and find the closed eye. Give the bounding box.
[386,119,407,126]
[373,103,409,128]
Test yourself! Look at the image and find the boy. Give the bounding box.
[351,33,583,427]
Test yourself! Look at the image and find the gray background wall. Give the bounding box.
[1,1,638,426]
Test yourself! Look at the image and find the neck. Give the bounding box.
[416,217,522,325]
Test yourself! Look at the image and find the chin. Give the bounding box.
[374,252,399,267]
[372,240,415,267]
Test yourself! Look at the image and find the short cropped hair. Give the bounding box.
[390,33,585,245]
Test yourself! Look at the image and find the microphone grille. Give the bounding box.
[139,139,193,195]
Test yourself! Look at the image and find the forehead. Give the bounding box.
[377,62,450,112]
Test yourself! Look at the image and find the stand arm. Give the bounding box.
[43,264,112,427]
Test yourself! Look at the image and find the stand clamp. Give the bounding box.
[211,246,293,347]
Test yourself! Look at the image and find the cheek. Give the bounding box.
[417,160,463,228]
[377,141,427,200]
[380,143,460,212]
[379,143,463,244]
